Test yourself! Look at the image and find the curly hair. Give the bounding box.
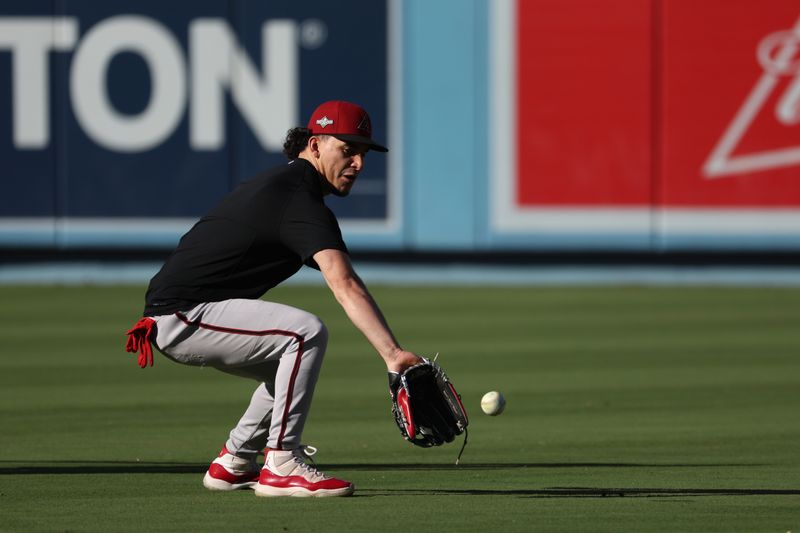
[282,127,312,159]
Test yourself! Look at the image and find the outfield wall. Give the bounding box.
[2,0,800,252]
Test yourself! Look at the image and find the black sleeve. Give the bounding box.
[279,192,348,268]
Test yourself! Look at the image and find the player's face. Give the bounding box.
[316,136,368,197]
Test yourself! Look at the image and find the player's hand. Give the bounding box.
[386,350,423,373]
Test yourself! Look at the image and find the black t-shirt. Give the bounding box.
[143,159,347,316]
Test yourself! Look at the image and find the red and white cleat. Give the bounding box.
[202,446,260,491]
[255,447,354,498]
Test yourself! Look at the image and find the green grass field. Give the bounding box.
[1,284,798,532]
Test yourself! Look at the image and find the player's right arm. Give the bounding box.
[313,248,422,373]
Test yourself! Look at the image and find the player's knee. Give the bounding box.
[306,315,328,349]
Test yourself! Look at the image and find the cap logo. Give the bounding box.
[356,113,372,134]
[315,116,334,128]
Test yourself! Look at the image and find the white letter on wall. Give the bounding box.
[70,15,186,152]
[190,19,297,151]
[0,17,77,148]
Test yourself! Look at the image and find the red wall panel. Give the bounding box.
[516,0,653,206]
[513,0,800,210]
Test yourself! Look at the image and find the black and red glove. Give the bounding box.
[388,358,469,451]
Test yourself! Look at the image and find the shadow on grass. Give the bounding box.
[0,460,763,475]
[358,487,800,498]
[0,461,206,475]
[2,461,795,499]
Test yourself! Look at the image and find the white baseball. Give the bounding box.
[480,391,506,416]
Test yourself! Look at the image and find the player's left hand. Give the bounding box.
[386,349,423,373]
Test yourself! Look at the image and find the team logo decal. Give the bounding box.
[316,116,334,128]
[356,113,372,134]
[704,17,800,178]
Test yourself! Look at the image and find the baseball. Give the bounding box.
[480,391,506,416]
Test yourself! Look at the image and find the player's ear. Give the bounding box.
[308,136,322,158]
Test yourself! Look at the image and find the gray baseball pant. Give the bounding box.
[150,298,328,457]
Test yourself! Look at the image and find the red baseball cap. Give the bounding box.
[306,100,388,152]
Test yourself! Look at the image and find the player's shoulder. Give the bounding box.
[248,159,317,192]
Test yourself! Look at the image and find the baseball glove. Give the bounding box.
[388,357,469,461]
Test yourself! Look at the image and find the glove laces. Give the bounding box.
[433,352,470,466]
[456,428,468,465]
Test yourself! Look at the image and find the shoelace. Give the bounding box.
[290,445,322,477]
[295,445,317,465]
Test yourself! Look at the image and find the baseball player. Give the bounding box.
[125,100,423,498]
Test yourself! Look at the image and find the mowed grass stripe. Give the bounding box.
[0,285,798,532]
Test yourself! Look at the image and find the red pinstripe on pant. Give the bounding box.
[175,312,304,450]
